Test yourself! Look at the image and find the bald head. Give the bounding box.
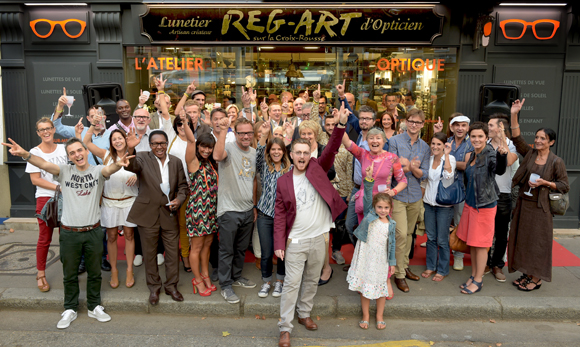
[345,93,355,110]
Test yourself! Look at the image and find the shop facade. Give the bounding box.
[0,1,578,228]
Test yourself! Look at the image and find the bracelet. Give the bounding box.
[22,152,32,161]
[365,177,374,182]
[55,109,63,114]
[158,91,165,95]
[183,93,190,98]
[392,188,398,195]
[510,126,520,129]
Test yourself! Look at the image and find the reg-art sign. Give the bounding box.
[140,5,444,44]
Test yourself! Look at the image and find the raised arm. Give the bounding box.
[362,162,375,216]
[101,150,134,178]
[184,113,200,174]
[213,116,231,162]
[510,98,523,139]
[3,139,60,176]
[83,122,107,160]
[156,74,171,121]
[53,87,68,122]
[318,103,347,172]
[175,82,196,117]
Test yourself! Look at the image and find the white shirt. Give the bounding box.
[423,155,456,207]
[155,155,171,202]
[488,138,518,194]
[26,145,68,198]
[135,128,153,153]
[288,172,333,240]
[211,130,236,144]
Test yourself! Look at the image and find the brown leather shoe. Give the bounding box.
[395,278,409,292]
[405,268,420,281]
[255,258,261,270]
[149,289,160,305]
[165,289,184,302]
[298,317,318,330]
[279,331,291,347]
[492,267,506,282]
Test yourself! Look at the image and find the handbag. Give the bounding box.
[44,188,61,229]
[449,225,469,253]
[547,157,569,216]
[435,159,465,206]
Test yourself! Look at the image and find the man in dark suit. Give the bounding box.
[182,100,211,140]
[125,128,188,305]
[273,105,348,347]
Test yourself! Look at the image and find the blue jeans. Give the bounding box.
[345,187,359,245]
[257,211,285,282]
[424,203,454,276]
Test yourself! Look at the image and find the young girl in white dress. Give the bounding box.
[346,162,396,330]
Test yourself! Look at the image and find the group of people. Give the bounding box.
[2,76,570,346]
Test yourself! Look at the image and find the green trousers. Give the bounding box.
[59,226,103,311]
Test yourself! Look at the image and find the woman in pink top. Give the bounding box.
[341,128,408,223]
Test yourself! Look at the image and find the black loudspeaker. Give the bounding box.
[82,83,124,128]
[478,84,520,124]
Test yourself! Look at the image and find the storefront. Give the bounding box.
[0,2,578,228]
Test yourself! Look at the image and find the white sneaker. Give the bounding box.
[88,305,111,323]
[133,255,143,267]
[258,282,271,298]
[157,253,165,266]
[272,281,283,298]
[453,257,464,271]
[420,242,427,248]
[57,309,77,329]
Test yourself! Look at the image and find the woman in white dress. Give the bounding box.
[83,125,138,288]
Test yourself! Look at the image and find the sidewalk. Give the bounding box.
[1,227,580,321]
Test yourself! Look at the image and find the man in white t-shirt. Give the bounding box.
[3,137,131,329]
[273,106,349,347]
[487,115,519,282]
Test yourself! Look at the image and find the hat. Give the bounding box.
[191,90,206,97]
[450,115,470,125]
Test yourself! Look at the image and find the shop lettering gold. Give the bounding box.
[135,57,205,71]
[159,16,212,28]
[361,17,424,33]
[222,9,362,40]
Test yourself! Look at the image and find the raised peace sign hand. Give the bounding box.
[115,151,135,168]
[302,88,309,101]
[433,116,443,133]
[336,79,346,98]
[2,138,29,158]
[155,73,167,91]
[365,161,375,180]
[312,84,321,101]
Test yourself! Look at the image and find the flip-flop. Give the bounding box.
[359,321,369,330]
[421,270,434,278]
[432,274,446,282]
[376,321,386,330]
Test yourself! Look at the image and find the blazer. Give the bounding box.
[286,142,336,181]
[353,177,396,266]
[273,126,348,251]
[149,111,176,130]
[125,151,188,230]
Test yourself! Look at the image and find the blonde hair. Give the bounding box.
[226,104,239,114]
[298,119,321,139]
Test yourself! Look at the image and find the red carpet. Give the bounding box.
[112,233,580,267]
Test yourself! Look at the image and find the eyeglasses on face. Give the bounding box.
[150,142,168,148]
[293,151,311,157]
[133,116,149,120]
[499,19,560,40]
[29,19,87,39]
[236,131,254,137]
[360,117,375,122]
[407,120,424,126]
[37,126,55,133]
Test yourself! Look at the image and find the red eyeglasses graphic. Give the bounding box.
[499,19,560,40]
[29,19,86,39]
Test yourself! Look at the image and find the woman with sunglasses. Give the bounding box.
[83,123,138,288]
[182,120,218,296]
[166,113,196,273]
[26,117,68,292]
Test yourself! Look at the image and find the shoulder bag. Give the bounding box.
[435,159,465,206]
[549,158,569,216]
[44,188,61,229]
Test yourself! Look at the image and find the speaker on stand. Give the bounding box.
[478,84,520,125]
[82,83,124,128]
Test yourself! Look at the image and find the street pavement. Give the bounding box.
[1,227,580,324]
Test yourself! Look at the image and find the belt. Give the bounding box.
[61,222,101,232]
[354,183,361,189]
[103,195,134,201]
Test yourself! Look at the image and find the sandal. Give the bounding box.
[126,271,135,288]
[376,321,386,330]
[421,270,434,278]
[512,274,530,287]
[432,274,446,282]
[518,277,542,292]
[110,270,119,289]
[36,275,50,292]
[459,276,474,289]
[386,293,394,300]
[201,275,217,292]
[461,279,483,294]
[359,321,369,330]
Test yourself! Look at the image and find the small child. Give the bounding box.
[346,162,396,330]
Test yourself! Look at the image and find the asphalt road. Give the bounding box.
[0,310,579,347]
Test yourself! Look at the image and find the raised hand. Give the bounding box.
[511,98,525,115]
[116,151,135,168]
[249,87,257,103]
[336,79,346,98]
[260,97,269,113]
[338,102,348,125]
[74,118,84,137]
[155,73,167,91]
[284,119,296,137]
[365,161,375,180]
[433,116,443,133]
[138,89,149,106]
[2,138,28,158]
[444,142,452,155]
[281,97,289,114]
[312,84,321,101]
[302,88,309,101]
[241,86,251,107]
[186,81,196,95]
[179,109,186,122]
[126,127,141,149]
[218,116,231,130]
[260,121,270,136]
[58,87,69,108]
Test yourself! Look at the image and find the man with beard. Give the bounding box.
[125,127,189,305]
[274,105,348,347]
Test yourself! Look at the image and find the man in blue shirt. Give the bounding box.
[388,108,430,293]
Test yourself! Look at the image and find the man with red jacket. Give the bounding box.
[274,105,349,347]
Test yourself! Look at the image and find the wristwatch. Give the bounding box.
[338,120,347,127]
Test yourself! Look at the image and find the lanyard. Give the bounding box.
[201,162,218,187]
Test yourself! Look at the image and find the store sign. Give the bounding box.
[140,5,444,44]
[495,8,562,46]
[28,8,89,44]
[373,58,445,72]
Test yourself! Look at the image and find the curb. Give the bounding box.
[1,288,579,321]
